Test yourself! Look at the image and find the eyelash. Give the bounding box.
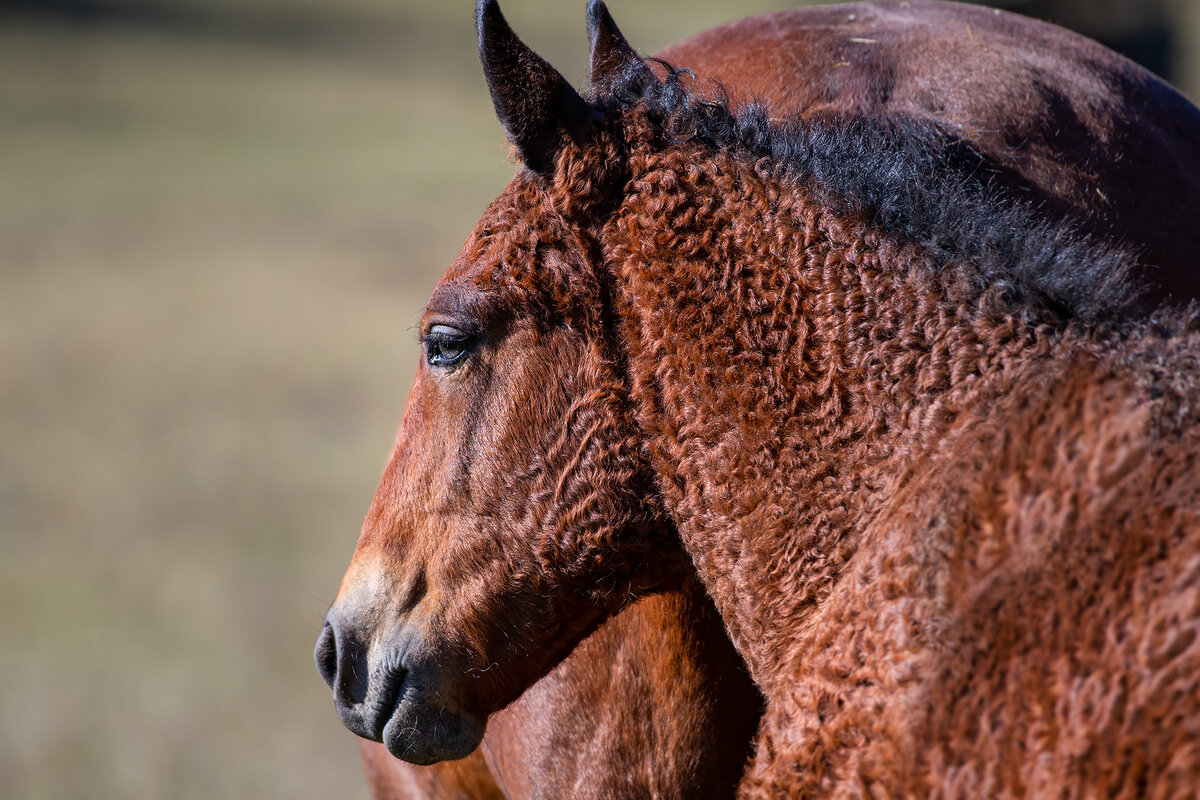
[422,327,473,368]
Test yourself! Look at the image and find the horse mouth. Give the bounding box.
[330,662,408,746]
[378,671,487,765]
[316,616,485,764]
[373,665,409,735]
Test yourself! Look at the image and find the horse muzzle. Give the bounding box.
[315,606,486,764]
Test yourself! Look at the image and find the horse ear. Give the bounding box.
[586,0,653,97]
[477,0,593,175]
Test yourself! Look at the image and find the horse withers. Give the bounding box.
[319,3,1200,796]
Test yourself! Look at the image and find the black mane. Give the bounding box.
[597,63,1142,322]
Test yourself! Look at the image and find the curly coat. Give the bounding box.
[602,104,1200,795]
[325,2,1200,798]
[451,58,1200,800]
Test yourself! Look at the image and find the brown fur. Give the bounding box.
[481,583,759,799]
[360,582,759,800]
[656,1,1200,309]
[321,3,1200,798]
[388,101,1200,794]
[360,740,503,800]
[608,128,1200,795]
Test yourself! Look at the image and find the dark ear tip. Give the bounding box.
[586,0,607,24]
[586,0,611,41]
[476,0,500,34]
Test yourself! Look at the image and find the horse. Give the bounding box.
[320,1,1200,797]
[355,0,1200,793]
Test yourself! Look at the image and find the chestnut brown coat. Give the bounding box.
[324,1,1200,800]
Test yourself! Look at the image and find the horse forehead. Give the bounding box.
[436,205,534,286]
[434,209,570,303]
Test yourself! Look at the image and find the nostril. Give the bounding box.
[314,621,338,690]
[315,617,371,707]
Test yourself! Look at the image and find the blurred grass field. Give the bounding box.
[5,1,1199,797]
[0,1,803,797]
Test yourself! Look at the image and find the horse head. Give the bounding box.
[316,0,676,764]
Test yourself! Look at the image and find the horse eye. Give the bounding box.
[423,324,473,369]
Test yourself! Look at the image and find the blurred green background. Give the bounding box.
[1,1,1195,798]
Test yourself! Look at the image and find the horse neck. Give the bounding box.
[608,145,1075,687]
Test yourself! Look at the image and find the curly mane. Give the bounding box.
[596,63,1142,322]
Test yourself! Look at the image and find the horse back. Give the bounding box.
[657,0,1200,308]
